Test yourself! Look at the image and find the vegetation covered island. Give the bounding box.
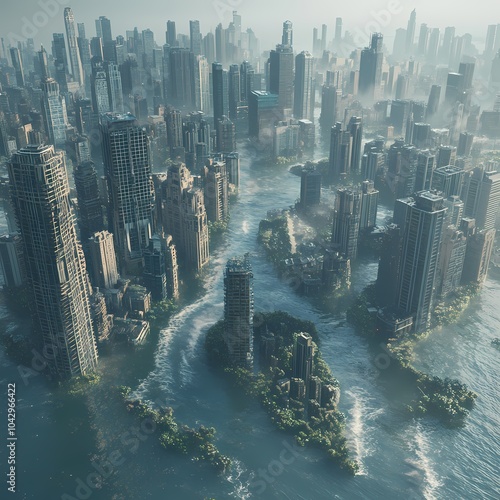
[205,310,359,475]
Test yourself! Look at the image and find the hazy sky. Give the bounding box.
[0,0,494,55]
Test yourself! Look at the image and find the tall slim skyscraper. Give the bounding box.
[41,78,69,148]
[212,62,229,126]
[359,33,384,99]
[73,161,104,242]
[166,20,177,47]
[10,47,25,87]
[331,187,361,261]
[406,9,417,55]
[328,122,352,181]
[292,332,314,383]
[168,48,196,109]
[224,255,254,367]
[87,230,119,289]
[101,113,155,263]
[228,64,241,120]
[395,191,446,332]
[319,85,339,131]
[269,44,294,110]
[293,51,314,120]
[282,20,293,47]
[8,144,98,378]
[64,8,84,87]
[190,20,202,55]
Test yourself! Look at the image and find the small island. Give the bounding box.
[118,386,232,474]
[205,311,359,475]
[347,284,477,425]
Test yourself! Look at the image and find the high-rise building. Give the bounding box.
[0,234,24,288]
[216,116,236,153]
[293,51,314,120]
[432,165,465,198]
[248,90,281,143]
[102,62,122,113]
[10,47,25,87]
[168,48,196,109]
[300,166,321,208]
[472,170,500,230]
[181,188,209,270]
[203,159,229,222]
[100,113,155,263]
[395,191,446,332]
[348,116,363,174]
[95,16,113,44]
[436,145,457,168]
[359,180,379,230]
[224,255,254,367]
[406,9,417,55]
[8,144,98,378]
[212,62,229,126]
[143,235,167,301]
[164,234,179,299]
[87,230,119,289]
[328,122,352,181]
[319,85,338,132]
[292,332,314,383]
[457,132,474,157]
[484,25,497,57]
[438,226,467,297]
[52,33,69,92]
[359,33,384,99]
[37,45,50,80]
[166,20,177,47]
[64,8,84,87]
[331,187,361,260]
[228,64,241,120]
[426,84,441,122]
[73,161,104,241]
[165,108,183,155]
[376,224,402,307]
[41,78,68,148]
[461,227,496,284]
[190,20,202,56]
[282,20,293,47]
[91,61,111,114]
[269,44,294,110]
[414,150,435,192]
[194,55,211,113]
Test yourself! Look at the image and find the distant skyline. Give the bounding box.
[0,0,496,56]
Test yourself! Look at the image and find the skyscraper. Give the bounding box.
[212,62,229,126]
[95,16,113,44]
[293,51,314,120]
[73,161,104,242]
[395,191,446,332]
[359,180,379,230]
[228,64,241,120]
[269,44,294,110]
[319,85,339,132]
[168,48,196,109]
[41,78,69,148]
[8,144,98,378]
[224,255,254,367]
[64,8,84,87]
[328,122,353,181]
[282,20,293,47]
[300,166,321,208]
[181,188,209,270]
[166,20,177,47]
[101,113,155,264]
[359,33,384,99]
[10,47,25,87]
[292,332,314,383]
[406,9,417,55]
[203,159,229,222]
[87,230,119,289]
[331,187,361,260]
[190,20,202,56]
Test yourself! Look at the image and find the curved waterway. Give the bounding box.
[0,144,498,499]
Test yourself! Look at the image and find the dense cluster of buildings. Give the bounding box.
[0,7,499,379]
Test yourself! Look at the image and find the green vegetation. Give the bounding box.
[65,373,101,398]
[120,388,231,473]
[146,299,176,324]
[205,311,359,475]
[208,218,229,239]
[346,284,478,425]
[258,216,293,269]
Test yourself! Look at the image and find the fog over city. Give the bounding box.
[0,0,499,499]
